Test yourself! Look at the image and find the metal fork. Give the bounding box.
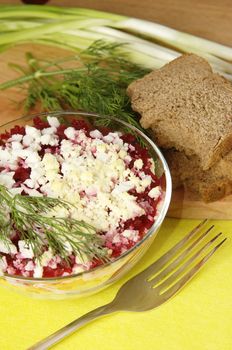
[28,220,227,350]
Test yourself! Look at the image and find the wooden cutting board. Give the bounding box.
[168,188,232,220]
[0,44,76,124]
[0,44,231,220]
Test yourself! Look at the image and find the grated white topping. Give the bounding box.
[18,240,34,259]
[0,117,162,278]
[0,240,17,255]
[148,186,161,199]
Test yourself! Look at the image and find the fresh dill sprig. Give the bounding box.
[0,186,12,250]
[0,40,150,139]
[0,185,108,263]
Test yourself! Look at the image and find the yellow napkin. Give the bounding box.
[0,219,231,350]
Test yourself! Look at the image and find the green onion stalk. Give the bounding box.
[0,5,231,77]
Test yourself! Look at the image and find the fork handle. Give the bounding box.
[27,303,115,350]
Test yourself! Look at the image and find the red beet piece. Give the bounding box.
[0,131,11,141]
[56,124,67,140]
[33,116,49,130]
[71,119,90,132]
[13,167,31,182]
[121,133,136,144]
[98,126,111,136]
[91,258,103,269]
[10,125,25,136]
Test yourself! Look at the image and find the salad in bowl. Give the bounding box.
[0,111,171,298]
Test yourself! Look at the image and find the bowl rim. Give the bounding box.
[1,110,172,282]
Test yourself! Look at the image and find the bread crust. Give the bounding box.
[127,54,232,170]
[164,148,232,202]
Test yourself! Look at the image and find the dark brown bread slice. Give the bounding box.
[163,149,202,188]
[164,148,232,202]
[127,54,232,170]
[185,178,232,202]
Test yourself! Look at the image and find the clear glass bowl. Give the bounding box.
[0,111,172,299]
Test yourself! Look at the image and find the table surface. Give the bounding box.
[0,2,232,350]
[1,219,232,350]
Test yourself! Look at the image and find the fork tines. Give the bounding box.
[144,219,227,298]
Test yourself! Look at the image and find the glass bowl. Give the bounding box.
[0,111,172,299]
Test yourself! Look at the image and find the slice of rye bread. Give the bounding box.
[164,148,232,202]
[127,53,232,170]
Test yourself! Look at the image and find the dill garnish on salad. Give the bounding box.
[0,115,163,278]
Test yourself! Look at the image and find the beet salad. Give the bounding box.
[0,116,163,278]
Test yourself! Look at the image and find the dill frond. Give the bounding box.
[0,40,150,143]
[0,185,108,263]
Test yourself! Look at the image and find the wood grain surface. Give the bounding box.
[0,44,74,124]
[0,1,232,219]
[168,189,232,220]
